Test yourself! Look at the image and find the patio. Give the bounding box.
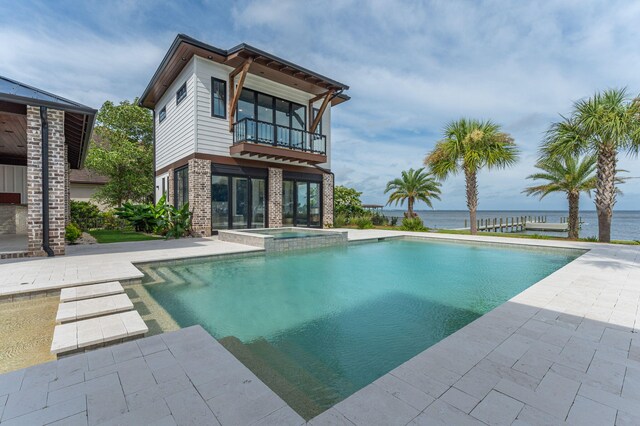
[0,230,639,425]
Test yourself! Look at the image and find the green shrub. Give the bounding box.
[401,217,427,231]
[101,210,127,230]
[115,195,192,239]
[65,223,82,244]
[390,216,399,226]
[583,235,598,242]
[371,213,388,226]
[333,213,347,228]
[352,215,374,229]
[164,202,192,239]
[70,200,102,231]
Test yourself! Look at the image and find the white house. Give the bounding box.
[139,34,349,236]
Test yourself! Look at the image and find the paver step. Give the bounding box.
[56,293,134,323]
[51,310,148,354]
[60,281,124,302]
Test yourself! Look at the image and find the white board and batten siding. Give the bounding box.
[193,56,332,169]
[154,58,196,171]
[0,165,27,203]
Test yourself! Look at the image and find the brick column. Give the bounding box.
[322,173,334,228]
[167,168,175,207]
[64,144,70,226]
[268,167,282,228]
[188,159,211,236]
[26,106,66,256]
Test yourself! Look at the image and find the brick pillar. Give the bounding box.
[26,107,66,256]
[167,168,175,207]
[26,106,44,256]
[188,159,211,236]
[322,173,334,228]
[64,144,70,226]
[268,167,282,228]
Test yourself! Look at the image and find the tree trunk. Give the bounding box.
[407,197,414,218]
[567,192,580,240]
[465,168,478,235]
[595,146,616,242]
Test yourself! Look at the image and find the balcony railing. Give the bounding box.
[233,117,326,155]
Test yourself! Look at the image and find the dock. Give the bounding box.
[459,215,582,233]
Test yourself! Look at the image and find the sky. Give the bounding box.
[1,0,639,211]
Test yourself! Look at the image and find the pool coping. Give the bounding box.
[1,230,639,424]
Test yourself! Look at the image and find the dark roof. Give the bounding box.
[140,34,350,109]
[0,75,97,169]
[69,168,108,184]
[0,75,96,115]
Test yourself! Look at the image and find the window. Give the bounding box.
[211,173,266,230]
[176,82,187,105]
[158,106,167,123]
[211,78,226,118]
[174,166,189,208]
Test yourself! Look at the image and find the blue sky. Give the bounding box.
[2,0,639,210]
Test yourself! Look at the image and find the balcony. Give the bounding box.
[231,117,327,165]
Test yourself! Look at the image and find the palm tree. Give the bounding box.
[384,168,441,218]
[425,119,518,234]
[524,154,596,239]
[542,89,640,242]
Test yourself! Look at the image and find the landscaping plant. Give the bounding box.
[352,214,374,229]
[70,200,102,231]
[65,223,82,244]
[425,119,518,234]
[401,217,427,232]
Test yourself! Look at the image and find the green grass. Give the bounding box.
[88,229,162,244]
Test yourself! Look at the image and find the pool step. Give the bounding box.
[60,281,124,302]
[51,311,148,355]
[56,293,134,323]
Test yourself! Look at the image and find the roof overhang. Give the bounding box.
[139,34,350,110]
[0,75,97,169]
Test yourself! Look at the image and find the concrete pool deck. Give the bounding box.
[0,230,639,425]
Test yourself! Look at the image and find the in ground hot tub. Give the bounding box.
[217,227,347,251]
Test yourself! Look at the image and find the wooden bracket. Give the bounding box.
[309,89,334,133]
[228,57,254,131]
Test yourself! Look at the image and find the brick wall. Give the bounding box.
[26,106,66,256]
[167,168,175,207]
[268,167,283,228]
[322,173,334,228]
[188,159,211,236]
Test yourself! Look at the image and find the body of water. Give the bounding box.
[383,210,640,241]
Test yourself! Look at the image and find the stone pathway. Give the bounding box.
[0,326,303,425]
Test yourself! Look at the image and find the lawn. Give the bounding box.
[88,229,162,244]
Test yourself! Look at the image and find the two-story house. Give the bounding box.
[139,34,349,236]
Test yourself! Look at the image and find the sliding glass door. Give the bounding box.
[211,174,266,230]
[283,179,322,228]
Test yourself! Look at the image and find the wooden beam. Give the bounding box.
[309,90,334,133]
[228,57,254,131]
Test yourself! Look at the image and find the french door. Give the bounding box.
[212,175,266,230]
[283,180,321,227]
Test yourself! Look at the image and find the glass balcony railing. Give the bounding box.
[233,117,326,155]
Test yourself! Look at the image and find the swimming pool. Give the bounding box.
[140,238,582,419]
[248,229,327,239]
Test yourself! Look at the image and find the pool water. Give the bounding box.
[141,239,582,419]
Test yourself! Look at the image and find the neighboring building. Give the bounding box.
[0,75,96,257]
[139,34,349,236]
[69,168,109,209]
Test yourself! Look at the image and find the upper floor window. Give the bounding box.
[211,78,226,119]
[236,88,306,130]
[176,82,187,105]
[158,106,167,123]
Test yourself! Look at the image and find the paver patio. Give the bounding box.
[0,231,639,425]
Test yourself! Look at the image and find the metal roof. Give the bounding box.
[0,75,96,114]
